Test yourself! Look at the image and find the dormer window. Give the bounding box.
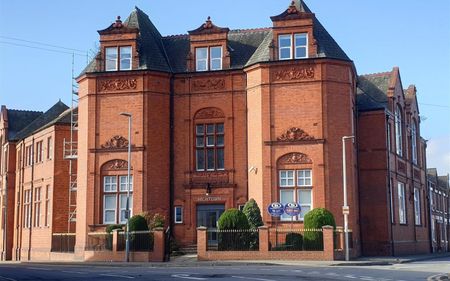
[105,46,132,71]
[278,33,308,60]
[195,46,222,72]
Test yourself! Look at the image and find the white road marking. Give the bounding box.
[61,271,88,274]
[231,276,276,281]
[26,267,52,271]
[308,271,320,274]
[0,276,17,281]
[292,270,302,272]
[99,273,135,279]
[171,274,207,280]
[359,277,374,281]
[326,272,339,276]
[344,275,357,279]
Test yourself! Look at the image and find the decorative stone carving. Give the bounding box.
[287,1,298,14]
[278,153,312,165]
[99,78,137,92]
[273,67,315,81]
[277,127,315,141]
[195,108,225,119]
[192,78,225,91]
[101,135,129,149]
[102,159,128,171]
[190,170,230,184]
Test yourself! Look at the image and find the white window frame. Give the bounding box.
[104,176,117,192]
[103,194,117,224]
[279,170,295,187]
[105,47,118,71]
[278,34,292,60]
[395,106,403,156]
[398,182,406,224]
[119,193,132,224]
[47,137,52,160]
[279,188,313,221]
[210,46,222,71]
[411,121,417,165]
[297,188,313,221]
[414,187,421,225]
[119,175,133,192]
[294,33,308,59]
[174,206,183,224]
[119,46,132,70]
[196,47,208,72]
[297,169,312,187]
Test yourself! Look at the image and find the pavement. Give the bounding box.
[9,251,450,268]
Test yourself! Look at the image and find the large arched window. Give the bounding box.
[101,159,133,224]
[411,120,418,165]
[395,106,403,156]
[194,108,225,171]
[277,153,313,221]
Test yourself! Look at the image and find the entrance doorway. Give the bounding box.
[196,204,225,245]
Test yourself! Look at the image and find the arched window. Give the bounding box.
[101,159,133,225]
[395,106,403,156]
[277,153,313,221]
[194,108,225,171]
[411,120,418,165]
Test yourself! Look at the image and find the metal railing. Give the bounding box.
[207,229,259,251]
[51,233,76,252]
[269,228,324,251]
[334,228,353,250]
[85,232,113,251]
[117,231,154,252]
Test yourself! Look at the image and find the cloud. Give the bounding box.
[426,135,450,176]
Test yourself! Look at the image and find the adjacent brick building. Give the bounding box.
[0,0,434,260]
[428,168,450,252]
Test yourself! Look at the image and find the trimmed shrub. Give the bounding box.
[242,199,263,250]
[106,224,124,233]
[217,209,250,251]
[285,232,303,250]
[217,208,250,230]
[303,208,336,250]
[128,215,152,251]
[129,215,149,232]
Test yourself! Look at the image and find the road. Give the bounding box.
[0,256,448,281]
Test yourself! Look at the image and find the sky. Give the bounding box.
[0,0,449,175]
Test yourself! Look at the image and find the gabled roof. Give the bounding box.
[13,101,69,141]
[356,70,393,111]
[81,1,350,75]
[6,109,43,141]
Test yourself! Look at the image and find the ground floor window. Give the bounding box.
[280,188,312,221]
[103,175,133,224]
[414,187,421,225]
[398,182,406,224]
[174,206,183,224]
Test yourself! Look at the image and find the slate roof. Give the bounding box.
[13,101,70,141]
[7,109,43,141]
[81,1,350,75]
[356,71,392,111]
[438,175,449,189]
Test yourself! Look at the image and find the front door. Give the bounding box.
[196,204,225,245]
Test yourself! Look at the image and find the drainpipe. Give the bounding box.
[168,74,175,262]
[386,113,395,256]
[16,141,25,260]
[2,174,7,261]
[424,141,433,253]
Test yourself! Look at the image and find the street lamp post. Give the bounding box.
[342,135,355,262]
[120,112,132,263]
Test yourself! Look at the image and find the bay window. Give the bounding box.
[279,169,313,221]
[103,175,133,224]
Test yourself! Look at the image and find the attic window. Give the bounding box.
[195,46,222,71]
[105,46,132,71]
[279,33,308,60]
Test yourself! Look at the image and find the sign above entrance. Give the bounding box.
[196,196,223,202]
[267,202,284,217]
[284,202,301,216]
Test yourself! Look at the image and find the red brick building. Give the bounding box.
[0,102,76,261]
[357,69,430,255]
[0,0,432,260]
[427,168,449,252]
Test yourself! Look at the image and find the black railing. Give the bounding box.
[207,229,259,251]
[85,232,113,251]
[51,233,76,253]
[118,231,154,252]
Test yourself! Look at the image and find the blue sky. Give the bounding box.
[1,0,449,175]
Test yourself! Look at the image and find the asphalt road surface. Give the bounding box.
[0,256,448,281]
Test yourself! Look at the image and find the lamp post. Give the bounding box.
[120,112,132,262]
[342,135,355,261]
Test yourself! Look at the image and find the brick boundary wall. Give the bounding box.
[197,225,335,261]
[84,228,165,262]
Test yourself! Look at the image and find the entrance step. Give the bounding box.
[178,244,198,255]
